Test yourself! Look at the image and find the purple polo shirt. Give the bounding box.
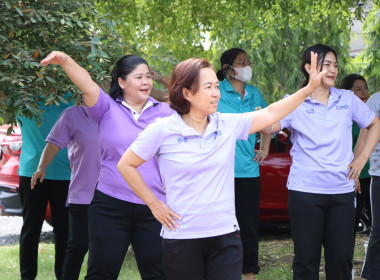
[85,88,173,204]
[46,106,101,205]
[280,87,375,194]
[131,111,253,239]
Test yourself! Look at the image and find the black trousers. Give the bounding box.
[355,177,372,234]
[61,204,89,280]
[19,176,69,280]
[361,176,380,279]
[85,190,164,280]
[162,231,243,280]
[288,190,355,280]
[234,177,261,274]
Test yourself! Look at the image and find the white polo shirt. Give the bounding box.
[131,111,253,239]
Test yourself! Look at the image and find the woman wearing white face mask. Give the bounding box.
[216,48,271,280]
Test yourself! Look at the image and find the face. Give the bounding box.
[186,68,220,116]
[320,52,338,88]
[118,63,153,105]
[232,52,251,68]
[351,79,369,102]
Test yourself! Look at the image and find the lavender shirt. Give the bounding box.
[131,112,253,239]
[367,91,380,176]
[280,87,375,194]
[85,88,173,204]
[46,106,100,205]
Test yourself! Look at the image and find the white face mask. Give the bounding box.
[231,65,252,82]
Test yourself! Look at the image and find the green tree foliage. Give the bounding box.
[0,0,124,126]
[359,3,380,92]
[96,0,368,103]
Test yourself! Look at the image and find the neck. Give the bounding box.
[228,77,245,98]
[310,86,330,106]
[181,112,209,134]
[123,96,148,114]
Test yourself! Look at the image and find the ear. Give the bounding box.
[222,64,230,71]
[183,88,191,101]
[305,63,312,74]
[118,77,125,89]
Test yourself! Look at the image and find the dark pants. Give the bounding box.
[234,177,261,275]
[361,176,380,279]
[162,231,243,280]
[355,177,372,234]
[288,190,355,280]
[85,190,164,280]
[61,204,89,280]
[19,176,69,280]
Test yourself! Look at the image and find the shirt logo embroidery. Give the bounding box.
[177,137,188,143]
[306,109,315,114]
[336,105,349,110]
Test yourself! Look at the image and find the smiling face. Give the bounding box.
[186,67,220,117]
[351,79,370,102]
[118,63,153,105]
[320,52,338,88]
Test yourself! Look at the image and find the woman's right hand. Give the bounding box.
[31,169,45,190]
[41,51,69,66]
[149,199,181,231]
[304,51,327,94]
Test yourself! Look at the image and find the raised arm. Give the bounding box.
[31,143,60,189]
[249,52,326,134]
[40,51,100,107]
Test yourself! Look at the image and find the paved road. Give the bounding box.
[0,216,53,246]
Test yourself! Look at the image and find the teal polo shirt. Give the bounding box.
[18,96,74,180]
[217,79,267,178]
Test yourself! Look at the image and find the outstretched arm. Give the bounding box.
[249,52,326,134]
[31,143,60,189]
[41,51,100,107]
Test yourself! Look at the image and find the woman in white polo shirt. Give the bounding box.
[117,54,326,280]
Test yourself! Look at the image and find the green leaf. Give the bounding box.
[0,77,10,82]
[4,1,11,9]
[45,76,56,84]
[15,8,23,16]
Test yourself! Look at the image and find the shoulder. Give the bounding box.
[245,83,261,94]
[149,97,174,115]
[368,91,380,104]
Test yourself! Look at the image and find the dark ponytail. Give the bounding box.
[217,48,246,81]
[109,55,149,100]
[300,44,337,88]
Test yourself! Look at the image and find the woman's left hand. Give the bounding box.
[347,155,367,181]
[253,149,268,163]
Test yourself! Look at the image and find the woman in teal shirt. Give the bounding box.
[216,48,271,280]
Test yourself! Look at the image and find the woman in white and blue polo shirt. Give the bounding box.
[117,54,326,280]
[264,44,380,280]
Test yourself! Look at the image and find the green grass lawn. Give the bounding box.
[0,234,367,280]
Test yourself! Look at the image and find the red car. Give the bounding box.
[0,125,370,233]
[0,125,51,221]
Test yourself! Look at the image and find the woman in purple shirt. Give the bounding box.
[41,51,173,280]
[117,54,327,280]
[31,105,100,280]
[264,44,380,280]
